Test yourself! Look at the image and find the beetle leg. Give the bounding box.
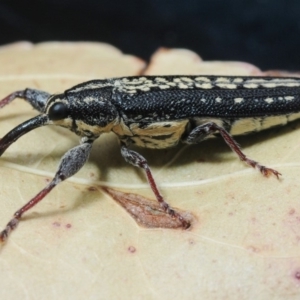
[120,144,190,229]
[0,89,50,112]
[184,122,281,178]
[0,140,93,242]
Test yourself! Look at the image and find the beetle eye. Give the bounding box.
[48,102,69,120]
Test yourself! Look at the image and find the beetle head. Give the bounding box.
[45,90,119,138]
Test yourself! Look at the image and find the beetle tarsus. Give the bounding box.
[185,121,281,178]
[0,90,25,109]
[120,144,190,229]
[0,89,50,112]
[0,218,19,242]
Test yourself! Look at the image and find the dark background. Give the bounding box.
[0,0,300,70]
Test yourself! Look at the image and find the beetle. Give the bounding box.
[1,74,300,241]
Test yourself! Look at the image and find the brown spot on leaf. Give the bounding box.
[188,239,195,245]
[128,246,136,253]
[87,186,97,192]
[247,245,261,253]
[52,221,61,227]
[289,208,296,215]
[102,187,194,229]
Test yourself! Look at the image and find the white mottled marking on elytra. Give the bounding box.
[195,83,213,89]
[141,86,150,92]
[215,97,222,103]
[166,82,176,87]
[71,75,300,97]
[262,83,277,88]
[158,85,171,90]
[155,77,168,82]
[243,78,300,88]
[230,118,261,135]
[216,83,237,89]
[140,86,151,92]
[181,77,194,82]
[264,97,274,104]
[287,112,300,122]
[178,83,189,89]
[284,96,295,101]
[173,78,182,83]
[201,98,206,102]
[234,98,244,103]
[216,77,230,83]
[195,77,211,82]
[125,86,138,90]
[279,97,283,100]
[114,75,300,94]
[261,115,288,130]
[233,78,243,83]
[286,83,300,87]
[114,80,121,87]
[243,83,259,88]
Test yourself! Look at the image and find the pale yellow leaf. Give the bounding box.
[0,43,300,300]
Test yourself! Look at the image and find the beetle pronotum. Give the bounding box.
[2,74,300,241]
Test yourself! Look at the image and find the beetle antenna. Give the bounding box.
[0,114,49,156]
